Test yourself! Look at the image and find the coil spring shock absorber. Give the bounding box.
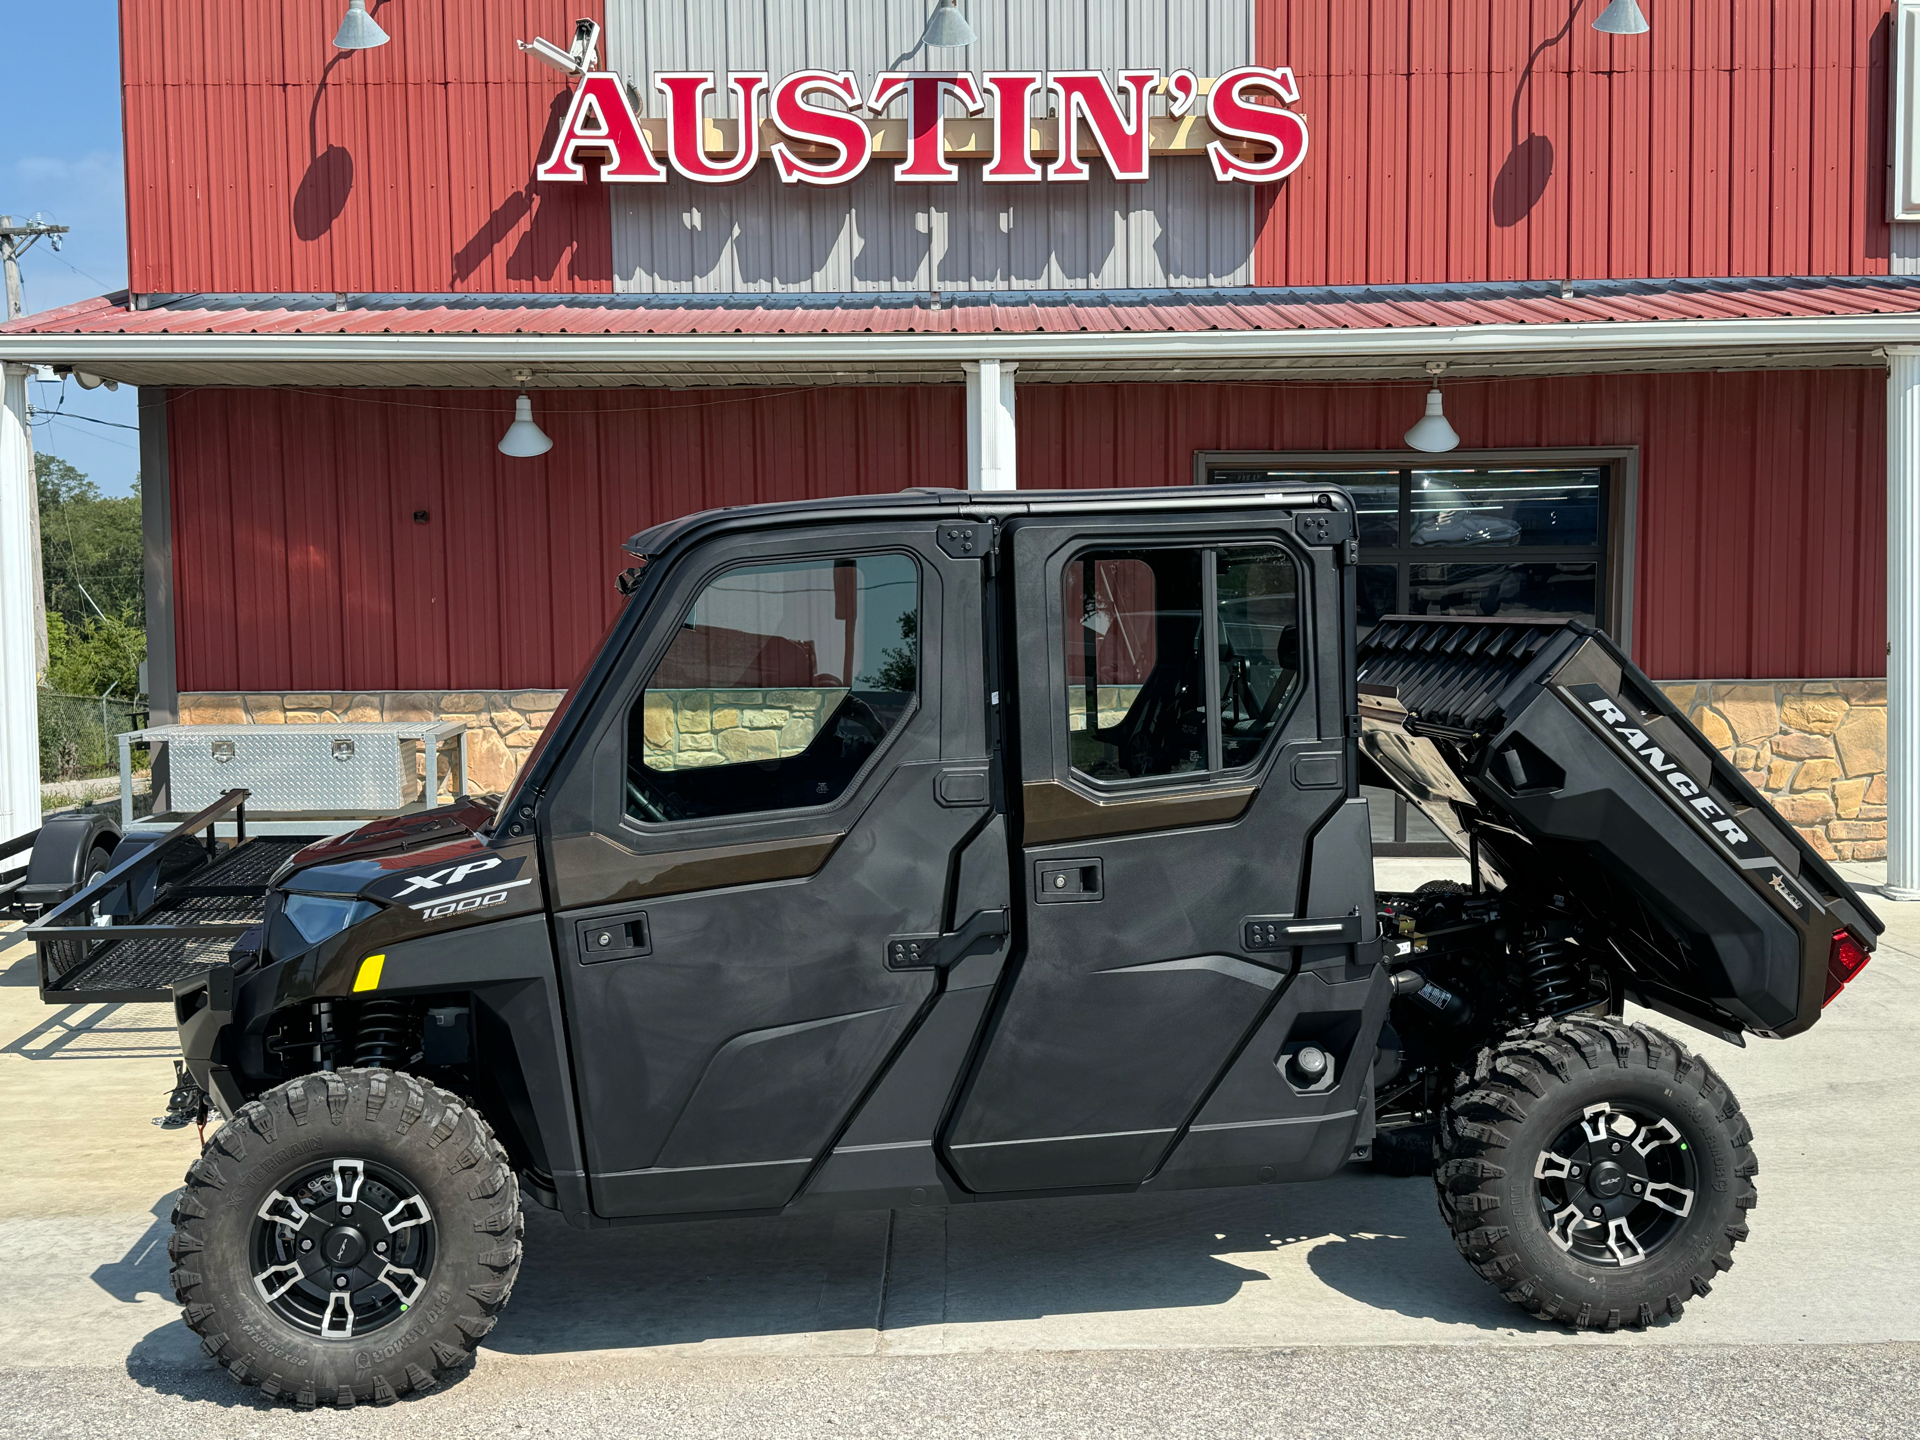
[1524,933,1585,1013]
[352,999,419,1070]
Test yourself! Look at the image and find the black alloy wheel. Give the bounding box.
[1532,1102,1697,1268]
[1435,1017,1756,1330]
[248,1157,437,1340]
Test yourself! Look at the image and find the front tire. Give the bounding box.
[1435,1018,1756,1330]
[169,1068,523,1406]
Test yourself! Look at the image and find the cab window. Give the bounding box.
[1063,545,1300,783]
[626,553,919,822]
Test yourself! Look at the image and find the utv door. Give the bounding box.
[944,513,1351,1192]
[543,522,992,1217]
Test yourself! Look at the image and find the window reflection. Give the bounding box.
[1408,563,1597,625]
[1410,469,1602,548]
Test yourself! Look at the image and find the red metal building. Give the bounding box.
[1,0,1916,881]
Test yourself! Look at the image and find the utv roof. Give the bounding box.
[621,481,1350,559]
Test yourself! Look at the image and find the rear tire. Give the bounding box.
[1435,1018,1755,1330]
[169,1068,522,1406]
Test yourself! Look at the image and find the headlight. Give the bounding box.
[281,893,378,946]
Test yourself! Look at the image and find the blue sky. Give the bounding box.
[4,0,139,495]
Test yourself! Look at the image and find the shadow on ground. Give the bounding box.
[125,1164,1553,1407]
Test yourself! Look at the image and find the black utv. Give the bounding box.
[33,484,1881,1405]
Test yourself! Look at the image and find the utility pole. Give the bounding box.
[1,214,68,681]
[1,216,68,321]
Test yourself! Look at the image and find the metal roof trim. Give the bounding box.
[3,313,1913,369]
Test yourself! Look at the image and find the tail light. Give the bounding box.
[1823,929,1870,1007]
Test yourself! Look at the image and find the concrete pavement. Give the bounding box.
[0,867,1914,1437]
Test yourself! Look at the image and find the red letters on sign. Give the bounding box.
[982,72,1044,183]
[657,71,770,184]
[534,72,666,183]
[770,71,874,185]
[1049,70,1158,183]
[868,72,984,183]
[532,66,1312,191]
[1204,67,1310,184]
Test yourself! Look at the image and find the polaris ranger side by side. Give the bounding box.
[30,484,1881,1405]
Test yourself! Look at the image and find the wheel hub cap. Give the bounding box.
[321,1225,368,1267]
[1586,1159,1627,1198]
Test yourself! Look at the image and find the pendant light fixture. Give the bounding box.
[333,0,390,50]
[892,1,978,69]
[498,381,553,458]
[1591,0,1651,36]
[1403,362,1461,454]
[923,1,978,49]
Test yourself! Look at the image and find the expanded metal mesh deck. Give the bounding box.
[196,837,308,887]
[47,935,241,999]
[41,837,313,1002]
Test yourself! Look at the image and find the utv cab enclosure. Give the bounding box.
[88,484,1876,1405]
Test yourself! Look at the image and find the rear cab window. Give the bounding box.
[1062,545,1302,784]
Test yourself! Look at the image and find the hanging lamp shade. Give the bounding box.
[498,394,554,458]
[922,1,978,49]
[1591,0,1651,36]
[1403,388,1461,454]
[334,0,390,50]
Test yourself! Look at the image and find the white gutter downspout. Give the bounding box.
[1886,344,1920,900]
[0,362,42,845]
[964,359,1017,492]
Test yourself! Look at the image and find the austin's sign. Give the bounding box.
[536,68,1309,187]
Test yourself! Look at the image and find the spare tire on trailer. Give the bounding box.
[169,1068,523,1406]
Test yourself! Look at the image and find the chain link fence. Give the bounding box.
[38,690,148,783]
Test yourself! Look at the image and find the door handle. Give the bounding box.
[886,908,1009,970]
[1241,914,1365,952]
[1035,857,1103,903]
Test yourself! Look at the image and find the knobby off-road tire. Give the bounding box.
[169,1068,523,1407]
[1435,1017,1756,1330]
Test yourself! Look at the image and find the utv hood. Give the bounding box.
[1357,617,1882,1042]
[271,795,499,895]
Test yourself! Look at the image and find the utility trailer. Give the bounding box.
[37,483,1883,1408]
[28,789,498,1007]
[29,791,305,1005]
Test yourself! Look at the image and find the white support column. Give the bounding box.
[963,359,1017,492]
[0,363,43,844]
[1887,345,1920,899]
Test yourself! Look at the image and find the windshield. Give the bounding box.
[491,601,626,826]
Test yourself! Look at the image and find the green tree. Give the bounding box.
[37,453,145,633]
[43,611,145,700]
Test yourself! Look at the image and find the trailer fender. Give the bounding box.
[17,812,122,910]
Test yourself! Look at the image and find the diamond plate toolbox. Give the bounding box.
[138,723,460,812]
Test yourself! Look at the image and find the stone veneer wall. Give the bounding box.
[182,679,1891,862]
[1657,680,1887,862]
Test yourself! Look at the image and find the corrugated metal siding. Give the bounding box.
[121,0,614,294]
[166,385,963,691]
[1017,369,1887,680]
[604,0,1255,291]
[1253,0,1895,284]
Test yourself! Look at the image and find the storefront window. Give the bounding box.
[1208,459,1611,853]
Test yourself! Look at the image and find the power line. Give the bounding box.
[27,405,140,432]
